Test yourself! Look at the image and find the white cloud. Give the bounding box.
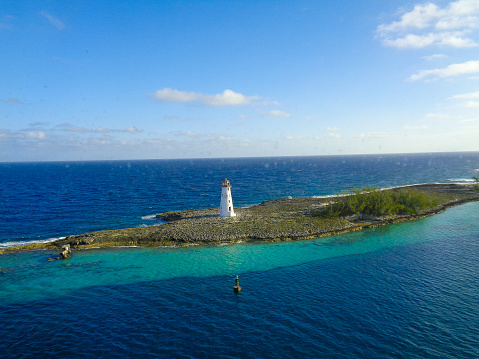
[29,131,46,139]
[0,130,47,140]
[448,91,479,108]
[153,88,259,106]
[328,133,342,138]
[408,60,479,81]
[379,3,439,33]
[40,11,65,30]
[449,90,479,99]
[204,89,258,106]
[262,109,292,118]
[377,0,479,49]
[465,100,479,107]
[154,88,199,103]
[126,127,141,133]
[382,32,477,49]
[422,54,447,61]
[424,112,450,119]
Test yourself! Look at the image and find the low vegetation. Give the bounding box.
[313,186,441,218]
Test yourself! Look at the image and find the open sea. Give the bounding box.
[1,152,479,358]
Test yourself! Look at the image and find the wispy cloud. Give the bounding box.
[285,135,322,141]
[326,127,342,138]
[174,131,201,137]
[154,88,260,107]
[39,11,65,30]
[0,15,15,30]
[358,132,391,139]
[261,109,292,118]
[0,130,47,140]
[449,90,479,100]
[380,31,477,49]
[460,117,479,123]
[449,91,479,108]
[424,113,451,120]
[173,131,236,143]
[408,60,479,81]
[57,123,142,134]
[377,0,479,49]
[3,98,23,104]
[327,133,342,138]
[465,101,479,107]
[422,54,447,61]
[403,124,428,130]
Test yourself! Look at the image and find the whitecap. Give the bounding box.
[141,214,158,220]
[0,237,65,249]
[447,178,474,183]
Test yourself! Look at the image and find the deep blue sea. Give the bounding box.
[1,153,479,358]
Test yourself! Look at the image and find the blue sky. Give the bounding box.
[1,0,479,161]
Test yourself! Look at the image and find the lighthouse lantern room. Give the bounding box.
[219,179,236,217]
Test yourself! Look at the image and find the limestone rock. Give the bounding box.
[60,244,71,259]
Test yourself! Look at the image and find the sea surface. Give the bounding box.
[1,152,479,358]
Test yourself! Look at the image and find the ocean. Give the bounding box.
[1,152,479,358]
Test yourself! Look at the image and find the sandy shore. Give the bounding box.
[3,183,479,254]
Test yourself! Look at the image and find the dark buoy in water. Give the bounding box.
[233,275,241,293]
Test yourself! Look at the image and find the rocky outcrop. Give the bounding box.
[55,235,96,247]
[60,244,71,259]
[4,183,478,254]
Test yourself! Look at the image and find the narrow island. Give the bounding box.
[2,182,479,254]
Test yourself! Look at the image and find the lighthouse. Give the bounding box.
[220,179,236,217]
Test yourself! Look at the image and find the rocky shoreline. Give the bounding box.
[3,183,479,254]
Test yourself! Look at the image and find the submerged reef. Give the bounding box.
[3,183,479,253]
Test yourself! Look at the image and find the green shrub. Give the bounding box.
[313,186,439,218]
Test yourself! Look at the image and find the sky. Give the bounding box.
[1,0,479,162]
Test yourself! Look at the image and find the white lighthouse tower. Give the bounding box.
[220,179,236,217]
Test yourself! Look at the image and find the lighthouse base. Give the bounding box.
[219,212,236,217]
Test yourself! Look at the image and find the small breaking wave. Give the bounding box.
[140,214,168,226]
[141,214,158,220]
[447,178,475,183]
[0,237,65,249]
